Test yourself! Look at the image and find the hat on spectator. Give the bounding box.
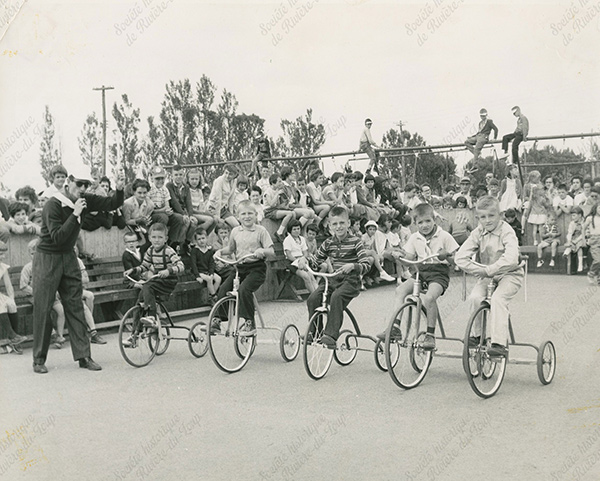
[460,176,471,184]
[365,220,378,228]
[151,166,166,178]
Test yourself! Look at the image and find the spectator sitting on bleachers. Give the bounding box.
[15,186,42,226]
[453,177,473,208]
[499,163,522,213]
[569,175,583,199]
[7,202,41,236]
[536,211,561,268]
[81,177,113,231]
[378,214,404,280]
[264,172,296,242]
[122,231,144,288]
[148,166,186,251]
[553,183,573,220]
[322,172,346,207]
[354,172,380,221]
[0,241,27,354]
[167,165,199,255]
[122,178,154,250]
[256,165,271,197]
[504,208,523,246]
[361,219,395,284]
[488,178,501,200]
[210,222,235,282]
[563,206,585,272]
[187,169,215,233]
[574,178,592,206]
[231,176,250,216]
[306,169,333,230]
[208,164,240,229]
[249,186,264,223]
[190,227,221,304]
[283,219,317,293]
[99,177,127,229]
[403,183,422,212]
[305,223,319,262]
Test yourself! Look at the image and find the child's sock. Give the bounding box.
[427,326,435,335]
[7,312,20,335]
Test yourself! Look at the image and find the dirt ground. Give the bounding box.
[2,274,599,481]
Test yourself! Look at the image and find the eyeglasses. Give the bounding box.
[75,181,90,188]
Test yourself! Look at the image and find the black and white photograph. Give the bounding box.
[1,0,599,479]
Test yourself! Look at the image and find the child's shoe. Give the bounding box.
[53,336,66,349]
[549,258,555,268]
[320,334,336,349]
[487,343,508,358]
[10,343,23,355]
[122,336,135,348]
[577,264,583,273]
[376,325,402,342]
[140,316,158,328]
[533,239,539,246]
[421,334,436,351]
[468,335,481,347]
[210,319,222,335]
[536,260,544,268]
[90,330,107,344]
[9,334,26,345]
[380,271,395,282]
[239,319,257,337]
[360,282,366,291]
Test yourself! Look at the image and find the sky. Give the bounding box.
[1,0,599,192]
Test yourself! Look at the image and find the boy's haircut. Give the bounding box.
[444,185,455,193]
[349,215,360,225]
[269,173,279,185]
[488,178,500,186]
[404,182,417,192]
[377,213,390,227]
[572,206,584,216]
[215,222,230,234]
[100,176,111,186]
[237,199,256,213]
[224,163,239,174]
[504,208,516,218]
[202,185,211,195]
[50,164,68,179]
[286,219,302,234]
[400,214,412,227]
[557,183,568,191]
[455,196,467,206]
[306,223,319,235]
[364,174,375,184]
[412,203,435,219]
[194,227,208,237]
[148,222,168,235]
[391,174,399,180]
[329,206,349,219]
[421,183,431,190]
[475,195,500,212]
[251,185,262,196]
[583,177,594,187]
[280,166,293,180]
[353,171,364,182]
[172,164,183,172]
[309,169,323,182]
[591,185,600,195]
[28,237,40,250]
[15,186,37,204]
[237,175,249,186]
[132,178,151,191]
[123,231,138,241]
[9,201,29,217]
[331,172,344,183]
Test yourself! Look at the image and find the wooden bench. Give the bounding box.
[1,256,212,338]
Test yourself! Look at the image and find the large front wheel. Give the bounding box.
[118,306,159,368]
[462,305,507,399]
[207,296,256,373]
[303,311,334,380]
[385,302,432,389]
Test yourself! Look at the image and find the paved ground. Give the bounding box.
[2,274,600,480]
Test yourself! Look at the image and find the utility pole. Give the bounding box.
[93,85,114,176]
[395,121,407,187]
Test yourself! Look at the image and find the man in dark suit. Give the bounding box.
[465,108,499,167]
[31,168,125,374]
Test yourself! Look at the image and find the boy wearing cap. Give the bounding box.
[453,178,473,208]
[465,109,498,164]
[359,118,380,174]
[148,166,186,250]
[500,106,529,165]
[361,220,395,283]
[32,169,125,373]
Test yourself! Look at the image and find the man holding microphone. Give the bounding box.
[32,167,125,374]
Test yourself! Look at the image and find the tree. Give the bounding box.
[78,112,102,174]
[196,75,220,163]
[521,145,588,185]
[380,127,456,193]
[109,94,141,182]
[159,79,198,165]
[275,109,326,172]
[39,105,62,186]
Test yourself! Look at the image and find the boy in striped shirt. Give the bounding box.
[124,223,184,327]
[306,206,371,348]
